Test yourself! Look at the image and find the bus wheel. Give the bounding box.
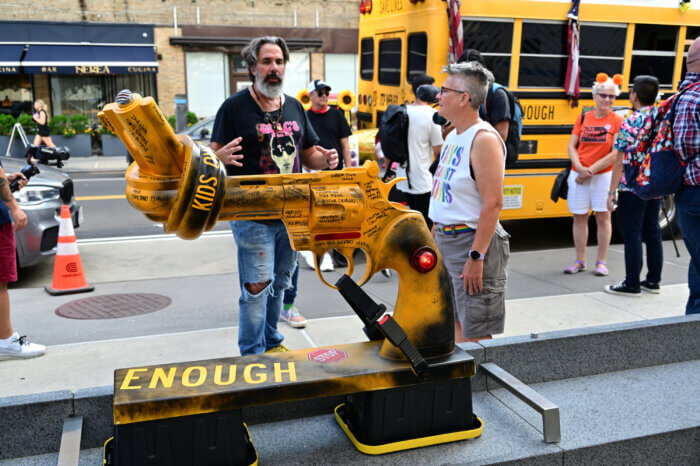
[658,194,678,239]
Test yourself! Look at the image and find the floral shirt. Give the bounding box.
[613,105,657,191]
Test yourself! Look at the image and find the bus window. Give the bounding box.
[680,26,699,81]
[378,38,402,86]
[519,21,568,87]
[462,19,513,86]
[631,24,679,88]
[360,37,374,81]
[578,24,626,87]
[407,33,427,83]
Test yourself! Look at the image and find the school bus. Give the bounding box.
[355,0,699,226]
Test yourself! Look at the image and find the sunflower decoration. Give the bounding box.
[680,1,691,13]
[296,89,311,110]
[337,89,357,112]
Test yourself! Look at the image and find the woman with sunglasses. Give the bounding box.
[564,74,623,276]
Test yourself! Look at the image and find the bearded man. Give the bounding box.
[211,36,338,355]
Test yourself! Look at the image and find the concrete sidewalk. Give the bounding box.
[0,283,689,399]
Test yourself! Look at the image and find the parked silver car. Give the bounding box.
[1,156,81,269]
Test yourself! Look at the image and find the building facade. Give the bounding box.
[0,0,360,122]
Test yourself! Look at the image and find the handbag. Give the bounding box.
[550,166,571,202]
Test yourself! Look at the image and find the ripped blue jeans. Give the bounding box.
[230,220,298,355]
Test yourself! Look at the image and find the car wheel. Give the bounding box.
[658,194,679,239]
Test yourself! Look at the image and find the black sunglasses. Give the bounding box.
[317,90,329,97]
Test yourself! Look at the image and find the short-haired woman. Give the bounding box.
[31,100,56,148]
[564,74,623,276]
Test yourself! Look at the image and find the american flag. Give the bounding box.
[447,0,463,64]
[564,0,581,107]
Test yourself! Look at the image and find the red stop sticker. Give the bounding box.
[307,348,348,364]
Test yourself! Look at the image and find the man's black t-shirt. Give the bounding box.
[211,89,319,176]
[306,107,352,169]
[479,85,511,126]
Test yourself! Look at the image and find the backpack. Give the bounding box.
[482,83,523,166]
[377,104,409,167]
[623,83,698,200]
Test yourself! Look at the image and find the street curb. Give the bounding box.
[64,168,126,178]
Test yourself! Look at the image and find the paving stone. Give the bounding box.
[0,391,73,460]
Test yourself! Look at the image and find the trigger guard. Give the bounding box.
[315,269,338,290]
[314,252,339,290]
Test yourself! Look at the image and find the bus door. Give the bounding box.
[374,30,408,126]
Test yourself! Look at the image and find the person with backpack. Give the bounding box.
[458,49,522,166]
[604,76,663,297]
[393,73,443,229]
[674,37,700,315]
[563,74,623,277]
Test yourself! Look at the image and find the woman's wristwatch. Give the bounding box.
[608,190,617,196]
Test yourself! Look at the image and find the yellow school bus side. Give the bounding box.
[357,0,699,223]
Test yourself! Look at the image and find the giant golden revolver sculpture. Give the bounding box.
[99,91,455,363]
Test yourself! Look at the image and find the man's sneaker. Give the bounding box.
[0,333,46,360]
[280,306,307,328]
[331,249,348,268]
[320,253,334,272]
[265,344,290,353]
[299,250,316,270]
[640,280,661,294]
[604,282,642,297]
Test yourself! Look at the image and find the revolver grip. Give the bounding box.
[372,211,456,360]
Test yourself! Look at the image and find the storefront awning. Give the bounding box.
[22,44,158,74]
[0,44,24,74]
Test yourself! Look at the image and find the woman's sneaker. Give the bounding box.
[0,333,46,360]
[640,280,661,294]
[280,306,307,328]
[604,282,642,297]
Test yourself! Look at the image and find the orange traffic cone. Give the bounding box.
[45,205,94,295]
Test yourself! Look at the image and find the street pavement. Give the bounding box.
[0,155,693,400]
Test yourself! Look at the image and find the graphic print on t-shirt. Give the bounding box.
[256,120,302,174]
[431,143,464,204]
[580,125,609,143]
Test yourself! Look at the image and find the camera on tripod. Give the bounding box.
[26,144,70,168]
[416,85,451,127]
[9,158,40,192]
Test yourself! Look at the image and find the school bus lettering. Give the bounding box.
[120,368,148,390]
[244,363,267,384]
[379,0,404,14]
[523,105,555,122]
[149,367,177,389]
[182,366,207,387]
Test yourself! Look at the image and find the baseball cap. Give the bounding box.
[308,79,331,94]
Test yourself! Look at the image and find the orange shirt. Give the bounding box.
[572,111,623,173]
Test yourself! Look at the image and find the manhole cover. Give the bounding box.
[55,293,171,320]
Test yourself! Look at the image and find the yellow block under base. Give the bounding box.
[334,404,483,455]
